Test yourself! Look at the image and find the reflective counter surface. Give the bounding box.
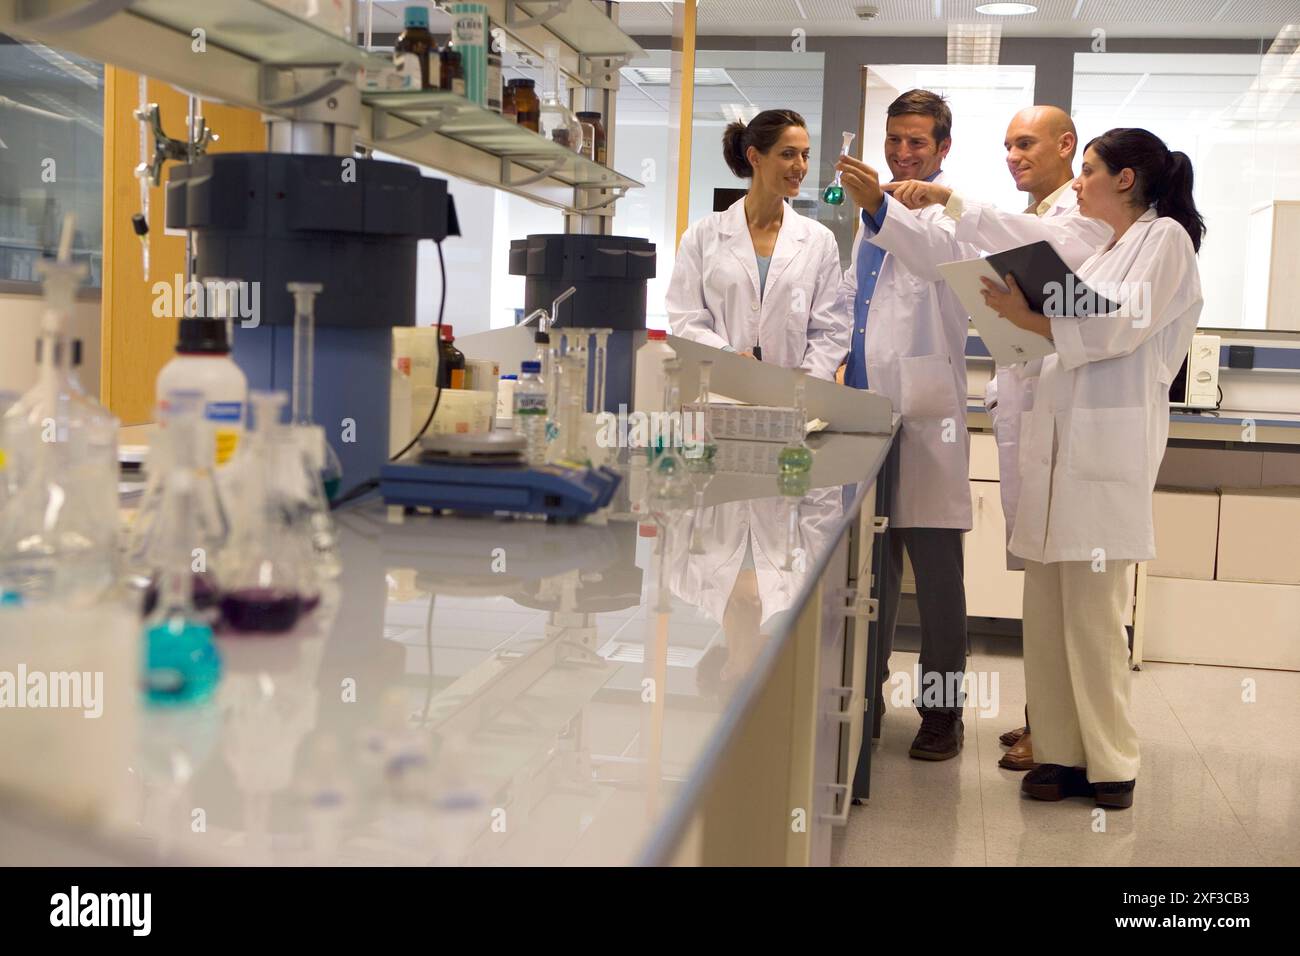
[1,431,895,866]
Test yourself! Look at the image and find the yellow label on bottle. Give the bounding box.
[0,448,6,470]
[214,429,239,465]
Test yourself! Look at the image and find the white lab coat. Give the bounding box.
[837,173,979,530]
[1010,209,1203,564]
[956,188,1112,568]
[667,198,850,380]
[667,490,844,629]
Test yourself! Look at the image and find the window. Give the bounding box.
[1072,39,1300,330]
[0,35,104,289]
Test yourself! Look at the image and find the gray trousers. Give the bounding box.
[879,526,968,714]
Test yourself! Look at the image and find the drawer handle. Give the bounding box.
[823,686,854,723]
[819,783,851,826]
[830,588,878,621]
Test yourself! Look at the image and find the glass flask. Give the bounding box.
[538,45,581,151]
[219,391,316,634]
[822,130,856,205]
[130,393,228,622]
[649,359,691,502]
[778,377,814,474]
[0,251,119,606]
[555,353,591,468]
[141,401,223,707]
[286,282,342,579]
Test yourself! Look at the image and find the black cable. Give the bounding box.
[330,240,449,511]
[391,240,448,462]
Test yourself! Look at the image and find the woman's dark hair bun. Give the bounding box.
[722,120,750,177]
[720,109,806,180]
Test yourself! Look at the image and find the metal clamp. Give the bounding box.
[818,783,851,826]
[872,515,889,534]
[133,103,217,187]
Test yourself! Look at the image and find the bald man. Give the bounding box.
[873,105,1112,772]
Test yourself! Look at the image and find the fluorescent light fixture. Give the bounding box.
[975,2,1037,14]
[624,66,734,86]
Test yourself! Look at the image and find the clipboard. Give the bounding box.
[939,240,1118,366]
[986,240,1118,317]
[938,257,1056,365]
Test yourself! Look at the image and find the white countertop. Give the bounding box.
[4,432,895,866]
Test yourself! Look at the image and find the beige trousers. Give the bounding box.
[1022,558,1140,783]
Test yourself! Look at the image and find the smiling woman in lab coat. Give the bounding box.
[667,110,850,379]
[980,128,1205,811]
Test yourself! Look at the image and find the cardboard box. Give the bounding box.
[1150,487,1220,580]
[1216,487,1300,585]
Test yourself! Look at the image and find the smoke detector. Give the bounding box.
[854,4,880,19]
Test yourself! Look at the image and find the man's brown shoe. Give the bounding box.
[999,725,1026,747]
[997,730,1037,771]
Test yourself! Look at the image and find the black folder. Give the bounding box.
[985,240,1118,318]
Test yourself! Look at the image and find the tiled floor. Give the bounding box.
[831,633,1300,866]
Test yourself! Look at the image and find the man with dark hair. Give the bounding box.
[834,89,978,762]
[882,104,1113,772]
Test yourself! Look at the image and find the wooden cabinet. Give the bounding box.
[965,479,1024,619]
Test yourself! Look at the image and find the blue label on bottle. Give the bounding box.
[206,401,243,423]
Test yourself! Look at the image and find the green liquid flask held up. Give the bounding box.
[822,130,856,206]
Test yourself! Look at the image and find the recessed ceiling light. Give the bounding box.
[975,2,1038,14]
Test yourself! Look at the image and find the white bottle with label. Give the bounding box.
[156,318,247,467]
[633,329,676,418]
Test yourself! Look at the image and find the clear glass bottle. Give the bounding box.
[141,400,223,707]
[219,392,315,633]
[130,393,228,621]
[0,255,118,606]
[512,361,548,466]
[286,282,342,580]
[538,44,581,151]
[649,359,690,501]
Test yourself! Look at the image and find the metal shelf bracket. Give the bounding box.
[505,0,572,31]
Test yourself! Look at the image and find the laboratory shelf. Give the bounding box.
[506,0,644,58]
[365,89,640,192]
[4,0,386,69]
[0,0,644,212]
[129,0,384,69]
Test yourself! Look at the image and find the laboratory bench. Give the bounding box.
[961,395,1300,673]
[0,426,900,867]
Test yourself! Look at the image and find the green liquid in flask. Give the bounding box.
[778,444,813,474]
[822,184,845,205]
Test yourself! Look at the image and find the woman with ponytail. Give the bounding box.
[979,128,1204,810]
[666,109,850,379]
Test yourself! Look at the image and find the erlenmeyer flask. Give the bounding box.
[141,401,223,707]
[777,375,814,497]
[0,256,119,606]
[539,45,581,150]
[219,391,314,634]
[649,359,691,502]
[131,394,228,620]
[286,282,341,579]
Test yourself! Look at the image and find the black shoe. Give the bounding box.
[1021,763,1091,802]
[908,710,964,761]
[1094,779,1136,809]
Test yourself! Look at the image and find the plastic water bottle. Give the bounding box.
[513,361,547,465]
